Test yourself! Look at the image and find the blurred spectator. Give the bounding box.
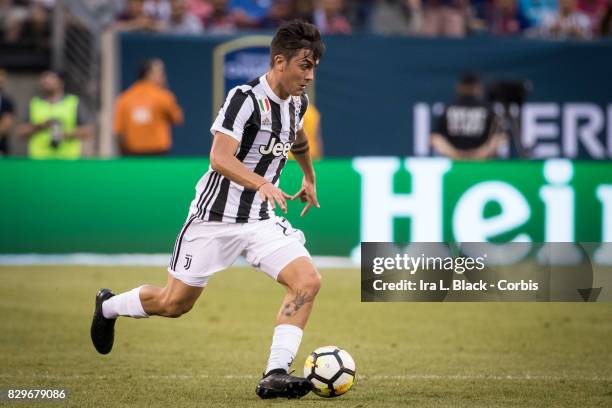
[114,0,165,32]
[518,0,558,29]
[370,0,424,35]
[113,59,183,156]
[203,0,238,32]
[431,72,505,160]
[1,0,50,47]
[0,0,28,44]
[260,0,296,28]
[0,69,15,156]
[18,1,51,49]
[167,0,204,33]
[145,0,171,22]
[421,0,467,37]
[229,0,273,28]
[313,0,353,34]
[17,70,93,160]
[186,0,214,23]
[345,0,377,31]
[486,0,528,35]
[601,0,612,35]
[539,0,592,39]
[294,0,316,21]
[577,0,608,31]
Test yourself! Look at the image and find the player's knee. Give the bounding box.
[295,268,321,296]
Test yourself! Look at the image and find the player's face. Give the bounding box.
[282,49,317,97]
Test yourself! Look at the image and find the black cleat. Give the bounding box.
[90,288,116,355]
[255,369,313,399]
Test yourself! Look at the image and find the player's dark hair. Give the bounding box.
[270,20,325,67]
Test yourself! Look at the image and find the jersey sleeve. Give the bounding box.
[210,87,254,143]
[297,93,309,131]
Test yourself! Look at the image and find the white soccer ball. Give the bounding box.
[303,346,356,397]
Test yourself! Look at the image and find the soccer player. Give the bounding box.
[91,20,325,399]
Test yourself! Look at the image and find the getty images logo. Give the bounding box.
[259,137,292,157]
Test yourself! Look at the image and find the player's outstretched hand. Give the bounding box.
[291,178,320,217]
[257,181,292,213]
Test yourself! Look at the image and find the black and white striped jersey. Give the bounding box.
[189,74,308,223]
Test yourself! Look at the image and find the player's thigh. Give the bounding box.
[169,217,246,287]
[244,217,319,287]
[161,272,205,309]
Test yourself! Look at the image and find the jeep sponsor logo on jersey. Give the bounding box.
[259,137,292,157]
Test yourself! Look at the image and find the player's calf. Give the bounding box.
[154,296,195,318]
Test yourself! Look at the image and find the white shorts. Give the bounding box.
[167,215,310,287]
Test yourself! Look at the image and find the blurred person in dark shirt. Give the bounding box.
[0,0,28,44]
[601,0,612,35]
[0,69,15,156]
[204,0,238,33]
[114,0,165,32]
[18,1,51,49]
[431,73,505,160]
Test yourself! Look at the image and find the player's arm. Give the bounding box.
[290,128,319,216]
[210,131,291,212]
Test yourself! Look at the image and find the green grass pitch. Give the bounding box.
[1,265,611,407]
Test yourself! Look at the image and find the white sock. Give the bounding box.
[102,286,149,319]
[265,324,303,374]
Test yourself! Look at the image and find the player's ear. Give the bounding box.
[274,55,286,72]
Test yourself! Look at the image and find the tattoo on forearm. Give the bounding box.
[282,290,314,317]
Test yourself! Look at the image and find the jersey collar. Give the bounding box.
[260,74,290,105]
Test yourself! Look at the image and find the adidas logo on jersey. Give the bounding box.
[259,137,292,157]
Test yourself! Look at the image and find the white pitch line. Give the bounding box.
[0,254,357,269]
[1,373,609,382]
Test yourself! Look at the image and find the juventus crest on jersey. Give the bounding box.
[189,74,308,223]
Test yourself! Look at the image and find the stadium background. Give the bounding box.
[1,1,611,407]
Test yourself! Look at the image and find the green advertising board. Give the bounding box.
[0,158,610,256]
